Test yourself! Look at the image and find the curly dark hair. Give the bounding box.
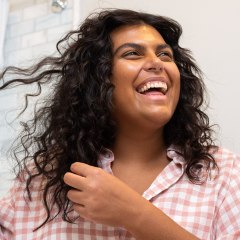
[0,9,217,229]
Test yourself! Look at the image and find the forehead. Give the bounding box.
[110,24,166,49]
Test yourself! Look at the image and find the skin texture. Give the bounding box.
[64,162,198,240]
[64,24,199,240]
[64,162,141,227]
[111,24,180,134]
[110,24,180,194]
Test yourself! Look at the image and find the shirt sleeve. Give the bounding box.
[0,181,16,239]
[215,153,240,240]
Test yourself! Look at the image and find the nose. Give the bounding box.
[143,55,164,72]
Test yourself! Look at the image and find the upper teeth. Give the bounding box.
[137,81,167,94]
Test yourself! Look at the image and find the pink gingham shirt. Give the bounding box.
[0,147,240,240]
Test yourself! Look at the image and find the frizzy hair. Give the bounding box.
[0,9,217,229]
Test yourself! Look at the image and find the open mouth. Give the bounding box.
[136,81,167,95]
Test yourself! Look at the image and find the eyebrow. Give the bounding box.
[113,43,173,55]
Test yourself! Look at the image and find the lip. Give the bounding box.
[135,89,168,104]
[136,91,167,102]
[135,76,169,102]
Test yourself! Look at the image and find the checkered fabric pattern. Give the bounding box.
[0,147,240,239]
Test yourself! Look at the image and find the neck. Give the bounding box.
[112,127,166,166]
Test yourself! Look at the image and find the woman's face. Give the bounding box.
[110,24,180,131]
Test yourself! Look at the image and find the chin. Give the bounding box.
[143,112,172,129]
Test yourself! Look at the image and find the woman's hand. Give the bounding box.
[63,162,142,227]
[64,162,199,240]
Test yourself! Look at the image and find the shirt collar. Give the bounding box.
[98,145,186,171]
[98,148,115,174]
[166,145,185,166]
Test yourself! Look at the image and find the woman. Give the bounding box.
[0,9,239,240]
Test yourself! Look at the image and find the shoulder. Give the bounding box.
[208,148,240,237]
[210,147,240,193]
[0,174,47,233]
[0,165,48,209]
[211,147,240,172]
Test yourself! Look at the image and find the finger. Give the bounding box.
[64,172,87,190]
[73,203,85,211]
[67,189,85,205]
[70,162,98,177]
[72,203,89,219]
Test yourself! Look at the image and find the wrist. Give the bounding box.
[122,198,199,240]
[121,195,150,236]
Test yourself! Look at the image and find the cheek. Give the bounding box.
[111,61,142,86]
[174,75,181,103]
[173,64,180,81]
[171,65,181,88]
[177,72,181,95]
[167,65,181,103]
[175,72,181,93]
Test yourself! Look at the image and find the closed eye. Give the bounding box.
[157,51,174,62]
[122,51,142,58]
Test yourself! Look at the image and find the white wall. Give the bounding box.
[0,0,74,197]
[79,0,240,154]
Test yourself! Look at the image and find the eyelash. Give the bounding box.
[122,50,174,61]
[158,52,174,61]
[158,51,172,57]
[123,51,140,57]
